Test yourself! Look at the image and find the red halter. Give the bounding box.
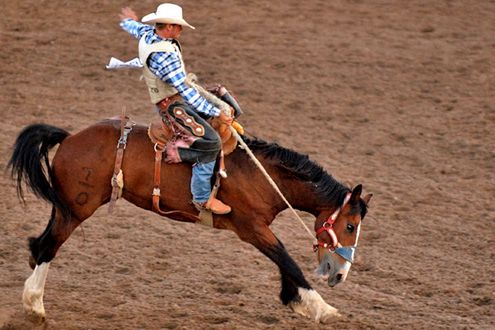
[313,192,352,252]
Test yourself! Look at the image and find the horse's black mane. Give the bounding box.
[243,136,351,207]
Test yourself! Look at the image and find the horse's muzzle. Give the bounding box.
[316,252,351,287]
[327,272,344,287]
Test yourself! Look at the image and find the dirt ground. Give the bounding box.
[1,0,494,329]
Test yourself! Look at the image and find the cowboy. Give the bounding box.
[119,4,232,215]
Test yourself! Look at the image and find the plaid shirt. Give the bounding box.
[120,19,220,117]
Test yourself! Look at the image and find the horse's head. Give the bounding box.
[314,184,372,287]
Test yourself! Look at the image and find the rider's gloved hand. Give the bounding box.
[119,7,138,21]
[231,121,244,135]
[218,111,233,125]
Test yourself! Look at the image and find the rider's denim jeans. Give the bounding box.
[191,160,216,203]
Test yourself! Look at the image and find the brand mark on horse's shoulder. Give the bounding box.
[75,192,89,206]
[82,167,93,182]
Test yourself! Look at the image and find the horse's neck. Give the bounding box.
[281,176,323,215]
[230,146,337,216]
[256,159,323,216]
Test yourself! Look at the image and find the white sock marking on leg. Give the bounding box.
[23,262,50,318]
[290,287,340,323]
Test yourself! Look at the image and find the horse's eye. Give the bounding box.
[346,224,355,233]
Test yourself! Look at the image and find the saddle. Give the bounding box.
[147,110,238,161]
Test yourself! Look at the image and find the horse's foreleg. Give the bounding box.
[23,208,81,321]
[243,227,340,323]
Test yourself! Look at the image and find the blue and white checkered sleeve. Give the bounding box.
[148,52,221,117]
[119,19,153,39]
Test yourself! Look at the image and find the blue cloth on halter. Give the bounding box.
[335,246,356,263]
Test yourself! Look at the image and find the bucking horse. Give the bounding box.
[8,118,372,324]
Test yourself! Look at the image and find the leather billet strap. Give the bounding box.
[108,115,134,213]
[152,143,166,213]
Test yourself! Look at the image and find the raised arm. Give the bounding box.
[119,7,138,21]
[119,7,153,39]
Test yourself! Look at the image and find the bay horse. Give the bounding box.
[8,119,372,324]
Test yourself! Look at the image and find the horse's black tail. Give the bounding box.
[8,124,71,219]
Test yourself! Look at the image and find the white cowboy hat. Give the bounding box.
[141,3,195,29]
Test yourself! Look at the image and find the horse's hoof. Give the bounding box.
[289,301,311,318]
[318,305,341,323]
[24,309,46,324]
[289,288,342,323]
[23,288,46,324]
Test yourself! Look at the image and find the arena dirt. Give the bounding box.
[0,1,494,329]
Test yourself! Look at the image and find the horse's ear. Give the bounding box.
[350,184,363,204]
[362,193,373,205]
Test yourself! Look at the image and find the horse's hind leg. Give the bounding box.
[23,208,81,322]
[23,263,50,322]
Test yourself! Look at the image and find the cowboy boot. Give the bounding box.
[206,197,231,215]
[193,197,231,215]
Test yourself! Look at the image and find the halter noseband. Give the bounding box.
[313,192,357,263]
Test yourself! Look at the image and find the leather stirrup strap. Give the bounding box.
[205,173,222,210]
[205,151,225,209]
[151,144,201,223]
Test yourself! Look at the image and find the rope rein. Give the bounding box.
[229,127,316,242]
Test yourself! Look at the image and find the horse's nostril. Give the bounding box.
[336,273,343,282]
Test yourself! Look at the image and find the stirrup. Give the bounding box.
[193,200,208,212]
[192,201,214,227]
